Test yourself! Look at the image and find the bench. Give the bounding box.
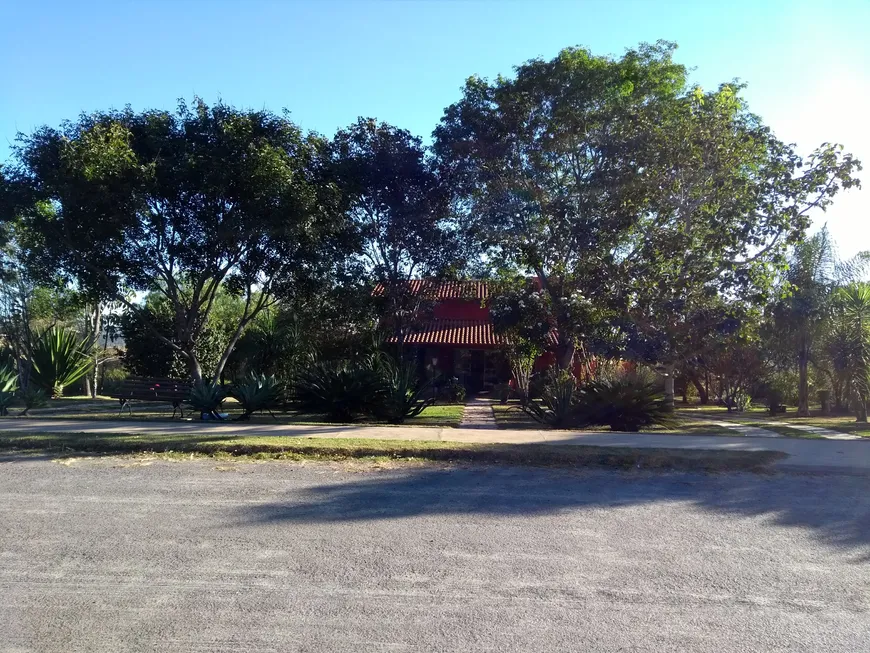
[108,378,193,418]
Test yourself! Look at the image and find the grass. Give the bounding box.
[491,402,735,436]
[683,406,870,438]
[14,399,466,428]
[0,430,786,472]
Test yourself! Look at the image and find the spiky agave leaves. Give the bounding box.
[0,365,19,416]
[28,328,94,399]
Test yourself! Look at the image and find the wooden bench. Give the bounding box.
[108,378,193,418]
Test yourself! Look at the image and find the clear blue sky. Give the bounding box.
[1,0,867,255]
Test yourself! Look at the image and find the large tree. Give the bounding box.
[8,99,350,382]
[619,85,861,405]
[434,42,689,371]
[328,118,465,355]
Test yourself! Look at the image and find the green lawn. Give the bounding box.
[13,398,466,428]
[0,430,785,472]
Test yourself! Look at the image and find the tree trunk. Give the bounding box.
[797,349,810,416]
[555,339,575,371]
[690,375,709,404]
[660,364,675,410]
[856,396,868,423]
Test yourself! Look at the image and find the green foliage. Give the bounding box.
[375,359,435,424]
[582,370,673,432]
[295,357,384,422]
[521,371,579,427]
[19,386,47,415]
[186,381,226,419]
[28,327,93,398]
[13,98,353,382]
[439,377,466,404]
[230,373,284,420]
[0,365,18,416]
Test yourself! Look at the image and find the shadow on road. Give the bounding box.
[241,466,870,559]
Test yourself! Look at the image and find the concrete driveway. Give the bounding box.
[1,457,868,652]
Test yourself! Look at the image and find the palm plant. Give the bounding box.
[837,283,870,422]
[19,386,48,415]
[0,365,19,416]
[375,359,434,424]
[230,373,284,420]
[28,327,94,398]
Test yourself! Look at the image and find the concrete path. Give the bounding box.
[695,418,784,438]
[458,396,497,429]
[2,418,869,472]
[754,420,863,440]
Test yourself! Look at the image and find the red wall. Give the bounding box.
[432,299,489,320]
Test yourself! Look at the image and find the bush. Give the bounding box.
[521,371,579,427]
[494,382,512,404]
[20,386,48,415]
[230,373,284,420]
[374,360,435,424]
[581,370,673,432]
[296,357,384,422]
[439,377,466,404]
[0,366,18,416]
[187,381,226,419]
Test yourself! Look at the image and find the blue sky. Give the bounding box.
[1,0,867,255]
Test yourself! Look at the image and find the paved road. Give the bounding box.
[2,418,870,472]
[1,457,868,652]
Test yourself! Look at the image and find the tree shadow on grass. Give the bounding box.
[241,466,870,560]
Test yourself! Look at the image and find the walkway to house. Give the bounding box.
[458,396,497,429]
[2,418,869,472]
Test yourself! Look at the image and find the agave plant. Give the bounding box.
[521,371,580,427]
[296,357,384,422]
[374,359,435,424]
[28,327,93,398]
[0,365,19,416]
[230,373,284,420]
[580,370,674,432]
[187,380,227,420]
[19,386,48,415]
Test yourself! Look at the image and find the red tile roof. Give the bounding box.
[390,319,558,348]
[392,319,506,347]
[372,280,490,300]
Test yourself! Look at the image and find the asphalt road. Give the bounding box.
[1,456,868,652]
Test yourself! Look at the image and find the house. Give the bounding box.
[373,280,557,394]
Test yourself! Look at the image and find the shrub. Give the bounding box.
[19,386,48,415]
[296,358,383,422]
[0,366,18,416]
[29,327,93,398]
[522,371,579,427]
[494,382,512,404]
[187,381,226,419]
[440,377,466,404]
[581,370,673,432]
[230,373,284,420]
[374,360,435,424]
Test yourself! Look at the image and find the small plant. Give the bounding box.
[230,373,284,420]
[581,370,673,432]
[296,358,384,422]
[440,377,466,404]
[19,386,48,415]
[494,383,513,405]
[521,371,579,427]
[0,365,19,416]
[187,380,226,420]
[28,327,93,398]
[375,360,435,424]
